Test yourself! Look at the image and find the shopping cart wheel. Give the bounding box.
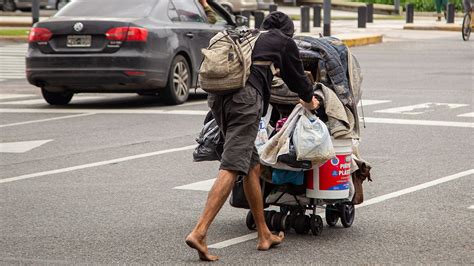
[246,211,256,230]
[265,210,276,231]
[325,204,339,227]
[271,212,284,232]
[294,215,310,234]
[310,215,323,236]
[339,203,355,228]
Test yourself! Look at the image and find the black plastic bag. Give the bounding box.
[229,176,250,209]
[229,176,275,209]
[193,118,223,162]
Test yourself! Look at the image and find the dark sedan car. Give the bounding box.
[26,0,236,105]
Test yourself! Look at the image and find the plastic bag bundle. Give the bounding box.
[255,105,273,154]
[293,110,335,164]
[193,119,223,162]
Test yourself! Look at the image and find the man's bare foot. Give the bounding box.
[185,232,219,261]
[257,231,284,251]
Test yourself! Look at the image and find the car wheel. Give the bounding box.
[41,87,73,105]
[2,0,16,11]
[163,55,190,105]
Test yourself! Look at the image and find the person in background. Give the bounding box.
[185,11,320,261]
[199,0,217,24]
[434,0,448,21]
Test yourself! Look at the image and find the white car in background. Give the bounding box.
[217,0,274,13]
[217,0,257,13]
[1,0,49,11]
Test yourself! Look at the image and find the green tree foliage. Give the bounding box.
[351,0,463,11]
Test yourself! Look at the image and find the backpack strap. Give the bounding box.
[253,61,279,76]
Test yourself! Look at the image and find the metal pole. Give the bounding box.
[300,6,310,32]
[394,0,400,14]
[323,0,331,36]
[367,3,374,23]
[32,0,40,25]
[406,3,414,23]
[313,5,321,27]
[254,11,265,28]
[358,6,367,28]
[446,3,455,23]
[269,4,278,13]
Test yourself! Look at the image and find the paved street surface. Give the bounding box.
[0,24,473,264]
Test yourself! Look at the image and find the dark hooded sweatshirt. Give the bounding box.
[247,11,314,114]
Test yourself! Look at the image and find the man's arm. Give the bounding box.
[199,0,217,24]
[280,39,320,110]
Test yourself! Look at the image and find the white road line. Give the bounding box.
[0,108,208,115]
[0,94,35,100]
[363,117,474,128]
[458,112,474,118]
[174,178,216,191]
[208,169,474,249]
[209,233,258,249]
[181,100,207,107]
[375,103,469,115]
[0,139,53,153]
[358,100,391,107]
[0,113,95,128]
[468,205,474,210]
[0,144,196,184]
[0,96,105,105]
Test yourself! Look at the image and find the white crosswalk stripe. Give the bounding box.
[0,44,28,81]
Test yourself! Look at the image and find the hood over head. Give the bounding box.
[261,11,295,37]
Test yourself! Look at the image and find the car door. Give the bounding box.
[170,0,224,75]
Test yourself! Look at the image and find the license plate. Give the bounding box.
[67,35,92,47]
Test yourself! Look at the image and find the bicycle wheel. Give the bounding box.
[462,12,471,41]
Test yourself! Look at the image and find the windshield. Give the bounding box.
[55,0,159,18]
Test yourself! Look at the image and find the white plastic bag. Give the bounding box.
[260,104,305,170]
[255,105,273,154]
[292,110,335,164]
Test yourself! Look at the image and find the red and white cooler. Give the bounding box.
[305,138,352,199]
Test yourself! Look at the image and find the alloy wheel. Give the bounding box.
[172,61,189,98]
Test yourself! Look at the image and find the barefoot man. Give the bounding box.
[186,11,320,261]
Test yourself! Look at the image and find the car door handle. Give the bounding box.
[185,32,194,38]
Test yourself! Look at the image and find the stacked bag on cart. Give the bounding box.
[264,36,372,204]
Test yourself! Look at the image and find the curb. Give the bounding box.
[403,24,461,31]
[340,34,384,47]
[296,33,384,47]
[0,21,33,27]
[0,35,28,41]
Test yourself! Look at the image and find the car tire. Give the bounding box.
[2,0,16,12]
[163,55,190,105]
[41,87,73,105]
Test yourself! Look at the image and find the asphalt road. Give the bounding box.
[0,30,473,264]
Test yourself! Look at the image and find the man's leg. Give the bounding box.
[186,169,237,261]
[243,163,284,250]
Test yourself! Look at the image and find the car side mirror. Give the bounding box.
[235,15,248,26]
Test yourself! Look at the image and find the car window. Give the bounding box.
[170,0,205,23]
[167,1,179,22]
[55,0,159,18]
